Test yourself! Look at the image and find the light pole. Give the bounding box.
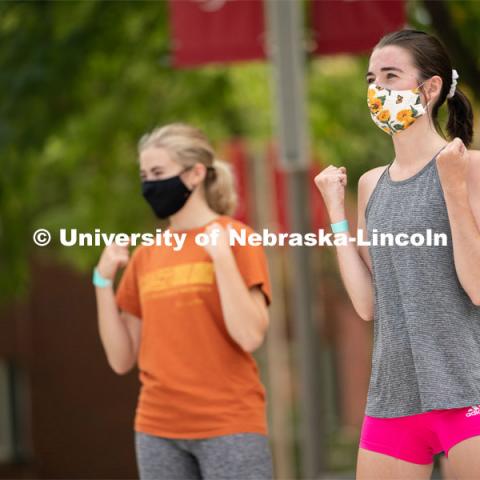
[265,0,326,478]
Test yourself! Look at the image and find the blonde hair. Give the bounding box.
[138,123,238,215]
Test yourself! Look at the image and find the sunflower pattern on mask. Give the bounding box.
[367,84,425,135]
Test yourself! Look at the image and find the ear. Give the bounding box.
[426,75,443,104]
[187,163,207,188]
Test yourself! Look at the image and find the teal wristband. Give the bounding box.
[331,219,349,234]
[92,267,112,288]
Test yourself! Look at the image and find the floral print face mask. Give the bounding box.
[367,81,429,135]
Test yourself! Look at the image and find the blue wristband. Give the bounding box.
[92,267,112,288]
[331,219,349,234]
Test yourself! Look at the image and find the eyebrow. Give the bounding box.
[365,67,404,78]
[140,166,164,173]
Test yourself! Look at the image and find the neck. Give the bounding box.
[391,117,448,167]
[168,197,219,231]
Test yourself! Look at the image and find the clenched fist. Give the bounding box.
[314,165,347,211]
[96,240,131,281]
[203,222,233,261]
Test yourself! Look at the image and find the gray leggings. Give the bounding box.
[135,431,273,480]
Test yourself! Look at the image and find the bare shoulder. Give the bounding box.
[357,165,389,241]
[356,166,389,270]
[467,149,480,195]
[467,150,480,228]
[358,164,389,200]
[468,149,480,176]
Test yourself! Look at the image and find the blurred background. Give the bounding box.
[0,1,479,479]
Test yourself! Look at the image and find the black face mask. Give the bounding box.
[141,167,194,219]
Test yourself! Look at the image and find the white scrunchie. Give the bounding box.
[447,69,459,99]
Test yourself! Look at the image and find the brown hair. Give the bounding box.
[138,123,238,215]
[375,29,474,147]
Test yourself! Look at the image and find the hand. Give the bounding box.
[96,239,130,281]
[436,138,469,192]
[314,165,347,212]
[203,222,233,260]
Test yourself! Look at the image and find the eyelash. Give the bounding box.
[367,73,397,84]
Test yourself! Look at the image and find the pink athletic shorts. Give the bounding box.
[360,404,480,464]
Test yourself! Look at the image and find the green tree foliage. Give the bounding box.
[0,1,478,306]
[0,1,248,304]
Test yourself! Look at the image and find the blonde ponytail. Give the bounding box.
[138,122,238,215]
[204,158,237,215]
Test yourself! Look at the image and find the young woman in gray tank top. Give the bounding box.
[315,29,480,480]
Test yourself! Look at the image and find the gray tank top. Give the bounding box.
[364,145,480,418]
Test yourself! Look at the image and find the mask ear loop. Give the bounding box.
[417,79,436,133]
[416,79,432,111]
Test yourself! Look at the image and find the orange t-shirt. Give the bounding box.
[115,215,272,439]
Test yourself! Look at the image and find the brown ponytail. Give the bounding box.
[446,89,474,148]
[203,158,237,215]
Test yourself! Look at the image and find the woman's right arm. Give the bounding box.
[95,243,142,374]
[314,165,377,322]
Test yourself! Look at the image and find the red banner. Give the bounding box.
[311,0,406,55]
[169,0,266,67]
[223,139,252,225]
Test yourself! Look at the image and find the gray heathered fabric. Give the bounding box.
[364,145,480,418]
[135,431,273,480]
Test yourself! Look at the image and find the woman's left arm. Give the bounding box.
[436,139,480,305]
[203,222,269,352]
